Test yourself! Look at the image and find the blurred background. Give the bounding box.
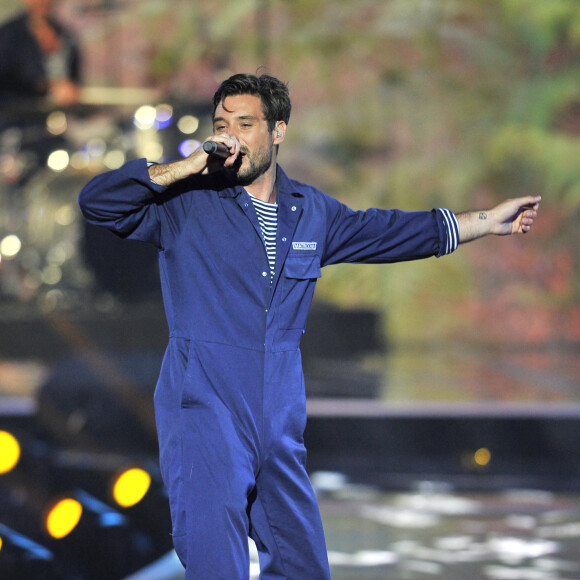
[0,0,579,578]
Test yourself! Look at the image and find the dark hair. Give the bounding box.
[212,73,291,131]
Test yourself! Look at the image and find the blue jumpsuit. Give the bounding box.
[78,159,459,579]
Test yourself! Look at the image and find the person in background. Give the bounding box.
[0,0,80,106]
[79,72,541,580]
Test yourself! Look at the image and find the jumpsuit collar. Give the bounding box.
[270,166,306,304]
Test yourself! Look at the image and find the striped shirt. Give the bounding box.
[437,208,460,255]
[249,194,278,280]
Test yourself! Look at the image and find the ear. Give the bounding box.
[273,121,286,145]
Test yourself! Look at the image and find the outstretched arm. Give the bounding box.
[457,195,541,244]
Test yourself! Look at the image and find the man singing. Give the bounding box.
[78,73,540,580]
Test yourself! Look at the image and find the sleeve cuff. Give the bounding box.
[436,208,459,256]
[146,161,166,189]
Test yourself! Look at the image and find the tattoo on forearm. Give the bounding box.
[479,212,487,220]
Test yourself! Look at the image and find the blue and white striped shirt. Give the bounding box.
[437,208,459,255]
[249,194,278,279]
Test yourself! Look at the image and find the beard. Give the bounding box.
[228,141,273,186]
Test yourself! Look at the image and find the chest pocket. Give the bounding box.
[279,254,322,330]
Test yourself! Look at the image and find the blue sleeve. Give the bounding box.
[78,158,169,248]
[321,196,459,266]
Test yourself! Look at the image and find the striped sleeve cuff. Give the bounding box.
[436,208,459,256]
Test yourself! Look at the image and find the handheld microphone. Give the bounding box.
[202,141,230,158]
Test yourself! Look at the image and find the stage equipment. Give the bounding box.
[0,430,21,474]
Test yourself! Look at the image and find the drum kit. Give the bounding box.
[0,90,212,315]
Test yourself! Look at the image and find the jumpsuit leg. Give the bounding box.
[242,348,330,579]
[248,439,331,580]
[177,406,257,580]
[156,340,263,579]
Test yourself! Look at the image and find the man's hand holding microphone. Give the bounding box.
[148,135,240,187]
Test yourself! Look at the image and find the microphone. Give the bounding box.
[202,141,230,158]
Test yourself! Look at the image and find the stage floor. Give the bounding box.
[135,480,580,580]
[316,482,580,580]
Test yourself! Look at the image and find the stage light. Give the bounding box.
[85,137,107,160]
[178,139,201,157]
[104,149,126,170]
[40,264,63,285]
[0,430,21,474]
[112,467,151,508]
[46,111,68,135]
[53,204,76,228]
[134,105,157,130]
[155,104,174,129]
[47,150,70,171]
[0,235,22,259]
[141,141,164,162]
[474,447,492,467]
[70,150,90,170]
[177,115,200,134]
[45,498,83,539]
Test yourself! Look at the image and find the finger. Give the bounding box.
[521,214,536,232]
[223,137,242,167]
[229,136,241,156]
[202,135,240,163]
[513,196,541,214]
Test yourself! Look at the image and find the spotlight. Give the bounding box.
[41,489,158,579]
[46,150,70,172]
[0,235,22,260]
[43,489,128,542]
[134,105,157,130]
[474,447,492,467]
[0,430,21,474]
[154,104,174,129]
[461,446,493,470]
[178,138,201,157]
[105,462,172,550]
[45,497,83,539]
[177,114,199,134]
[112,467,151,508]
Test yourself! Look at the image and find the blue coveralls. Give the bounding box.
[78,159,458,579]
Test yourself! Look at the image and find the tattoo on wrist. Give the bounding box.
[479,212,487,220]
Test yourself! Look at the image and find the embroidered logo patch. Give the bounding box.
[292,242,317,251]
